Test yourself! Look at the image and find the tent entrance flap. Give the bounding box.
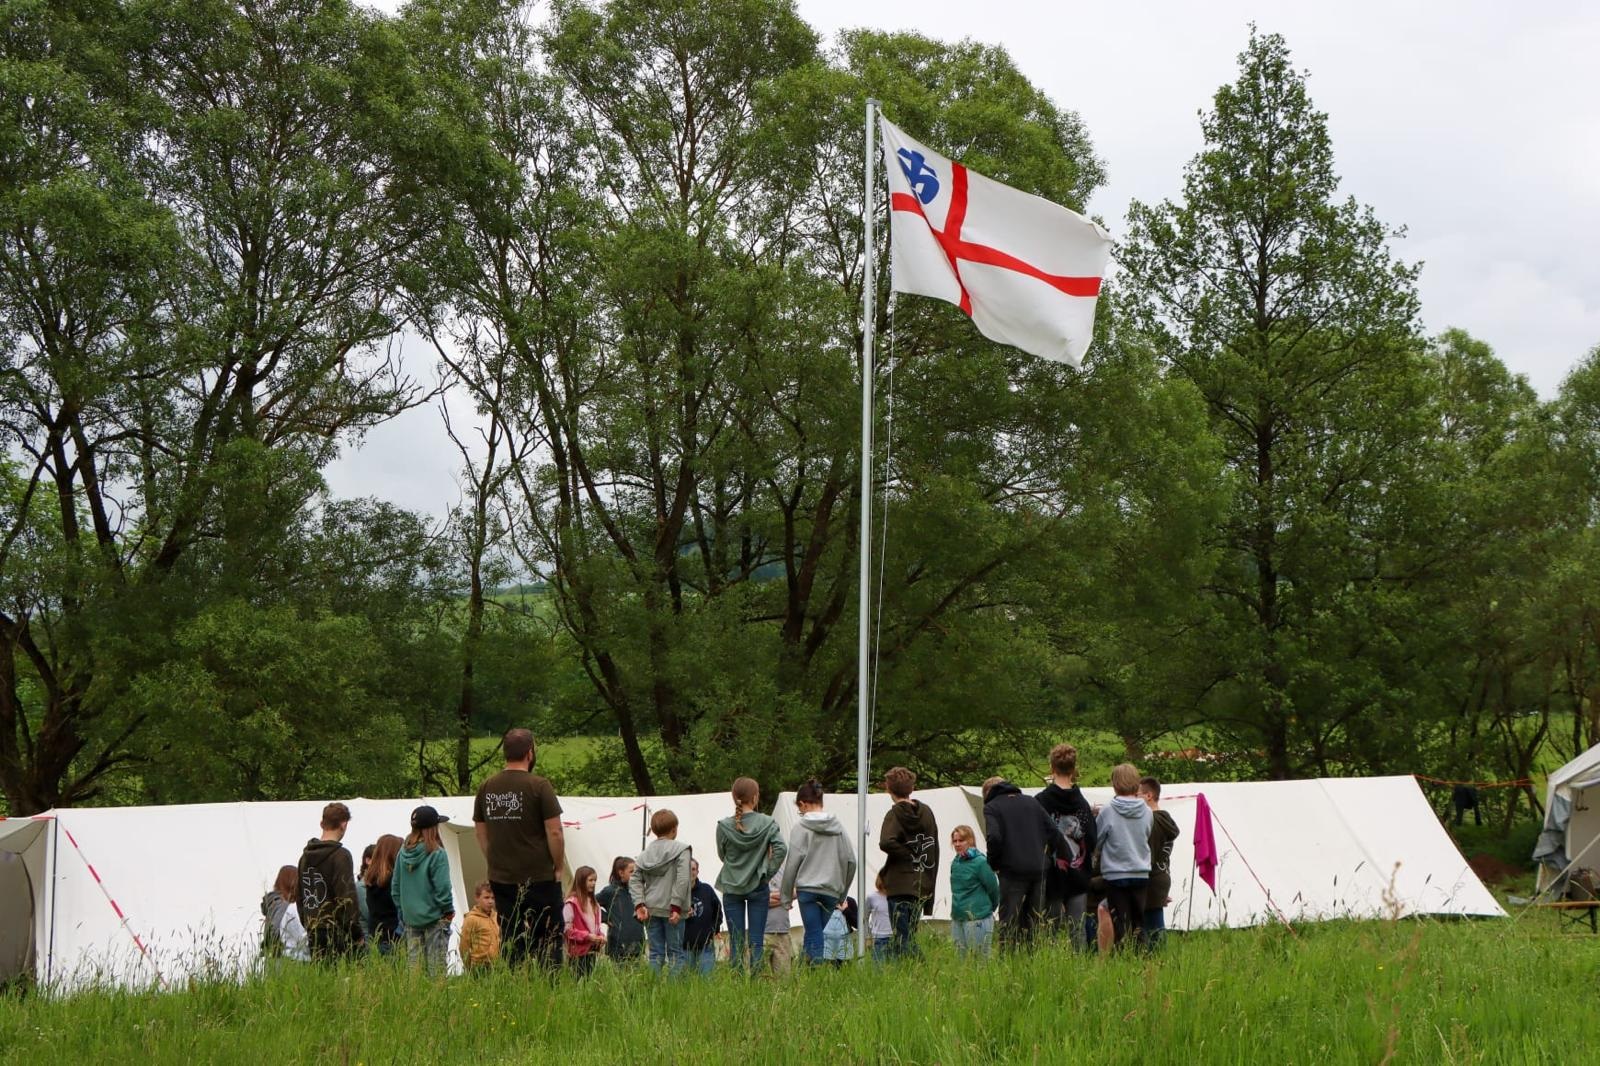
[0,820,47,987]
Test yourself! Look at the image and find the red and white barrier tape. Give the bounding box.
[60,824,168,988]
[562,802,648,829]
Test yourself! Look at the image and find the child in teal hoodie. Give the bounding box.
[949,825,999,958]
[393,806,456,975]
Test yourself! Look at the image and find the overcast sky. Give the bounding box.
[327,0,1600,518]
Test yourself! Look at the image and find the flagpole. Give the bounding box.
[856,96,879,960]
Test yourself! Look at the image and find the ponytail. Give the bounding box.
[731,777,759,831]
[796,778,825,806]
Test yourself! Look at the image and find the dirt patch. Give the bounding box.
[1467,853,1525,884]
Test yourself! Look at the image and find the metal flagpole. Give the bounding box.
[856,96,878,959]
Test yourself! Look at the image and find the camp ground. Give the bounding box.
[0,773,1503,993]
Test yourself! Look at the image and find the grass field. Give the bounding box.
[4,916,1596,1065]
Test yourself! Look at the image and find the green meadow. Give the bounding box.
[3,915,1595,1065]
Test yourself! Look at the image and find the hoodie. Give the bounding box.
[684,879,723,951]
[459,901,501,969]
[1095,795,1154,879]
[950,848,1001,922]
[260,891,289,955]
[392,841,454,928]
[597,879,645,955]
[765,871,793,935]
[629,838,693,916]
[1147,808,1181,906]
[366,880,400,942]
[715,810,788,895]
[780,811,857,903]
[1036,781,1098,897]
[982,782,1070,877]
[879,799,939,901]
[296,839,363,950]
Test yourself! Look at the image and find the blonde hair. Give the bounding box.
[951,824,976,847]
[732,777,759,831]
[1110,763,1141,795]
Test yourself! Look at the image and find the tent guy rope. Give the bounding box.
[60,822,168,989]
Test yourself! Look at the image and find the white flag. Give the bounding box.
[880,117,1111,368]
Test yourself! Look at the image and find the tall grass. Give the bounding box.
[3,919,1595,1064]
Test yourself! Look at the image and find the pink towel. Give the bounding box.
[1194,793,1219,892]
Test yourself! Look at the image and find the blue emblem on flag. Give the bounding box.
[897,149,940,205]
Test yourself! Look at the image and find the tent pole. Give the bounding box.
[1185,848,1197,930]
[47,817,58,990]
[856,95,879,961]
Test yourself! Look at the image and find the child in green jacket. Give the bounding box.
[393,806,456,976]
[949,825,1000,958]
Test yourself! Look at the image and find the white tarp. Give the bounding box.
[9,773,1500,991]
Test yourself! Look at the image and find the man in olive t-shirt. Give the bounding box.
[473,728,566,969]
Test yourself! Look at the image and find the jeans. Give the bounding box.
[796,891,836,963]
[492,879,564,970]
[645,916,686,975]
[687,944,716,975]
[887,895,922,960]
[722,887,770,970]
[951,916,993,958]
[405,918,451,976]
[996,872,1045,949]
[1141,906,1167,950]
[871,936,890,963]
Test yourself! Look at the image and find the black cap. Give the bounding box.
[411,805,449,830]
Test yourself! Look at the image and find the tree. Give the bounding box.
[1120,31,1433,778]
[0,0,428,813]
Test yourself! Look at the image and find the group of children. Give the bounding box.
[262,745,1178,976]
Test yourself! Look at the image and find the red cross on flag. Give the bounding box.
[881,117,1112,368]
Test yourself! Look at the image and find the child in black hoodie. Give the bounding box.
[878,766,939,961]
[296,802,364,961]
[684,859,723,975]
[1035,742,1097,948]
[1139,776,1180,949]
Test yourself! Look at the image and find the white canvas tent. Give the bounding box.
[1533,742,1600,891]
[1,774,1502,992]
[950,775,1503,929]
[0,790,782,992]
[0,797,484,992]
[556,792,748,900]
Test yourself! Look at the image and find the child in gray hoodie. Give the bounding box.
[630,809,693,975]
[780,779,857,963]
[1094,763,1153,951]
